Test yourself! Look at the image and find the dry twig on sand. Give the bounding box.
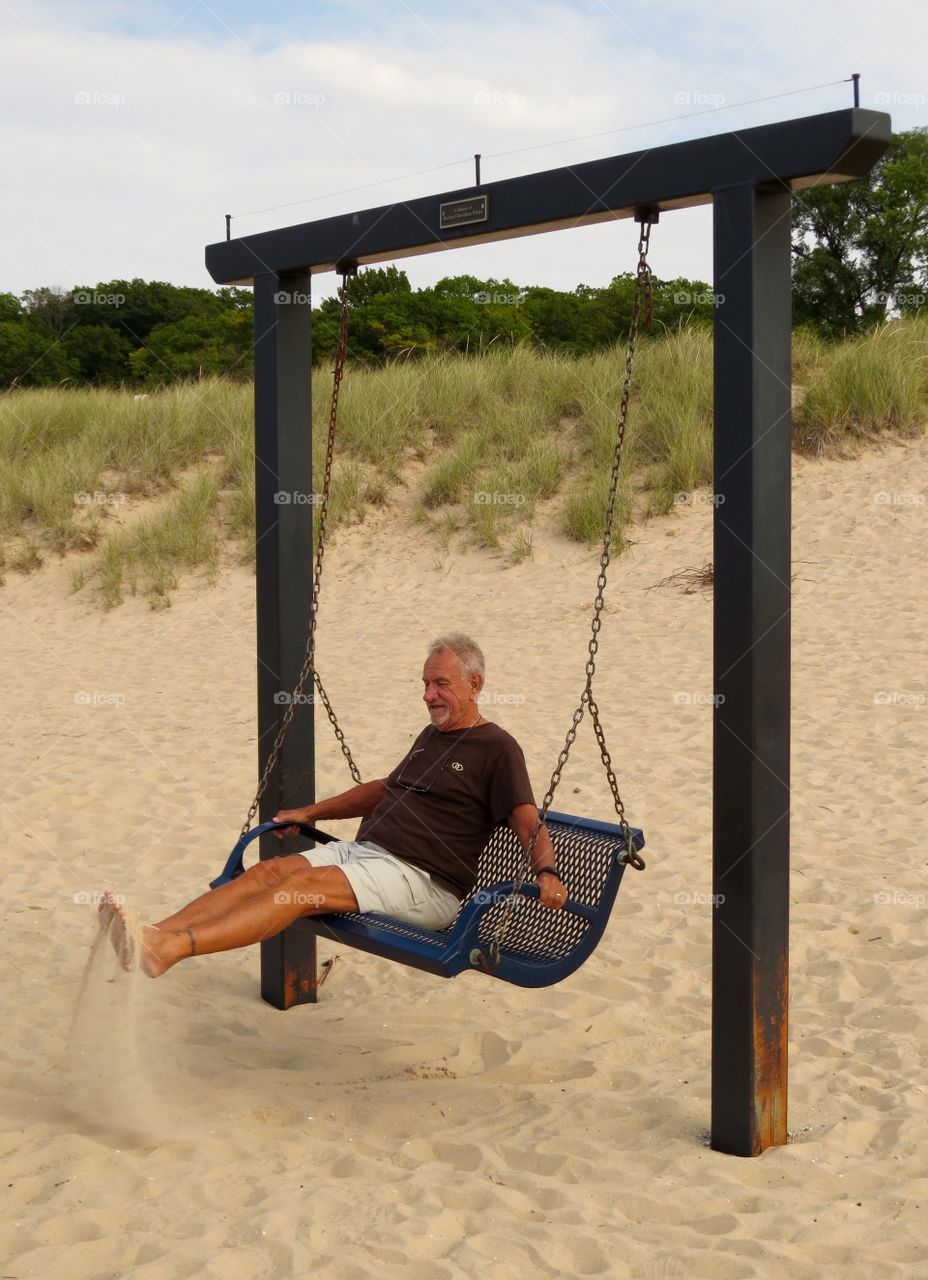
[648,561,715,597]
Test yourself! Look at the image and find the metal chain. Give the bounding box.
[312,668,362,784]
[240,270,362,839]
[480,217,654,965]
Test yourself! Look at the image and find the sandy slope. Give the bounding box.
[0,436,926,1280]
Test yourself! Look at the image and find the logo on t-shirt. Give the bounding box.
[450,761,464,772]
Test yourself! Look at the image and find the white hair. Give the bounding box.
[427,633,485,681]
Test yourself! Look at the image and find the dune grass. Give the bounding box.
[0,381,250,555]
[794,318,928,454]
[86,469,223,609]
[2,317,925,606]
[566,326,714,528]
[791,325,828,383]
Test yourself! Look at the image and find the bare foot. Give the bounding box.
[99,893,193,977]
[103,894,138,972]
[138,924,191,978]
[97,891,117,931]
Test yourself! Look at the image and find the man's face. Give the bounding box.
[422,648,482,732]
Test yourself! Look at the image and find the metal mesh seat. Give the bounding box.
[212,812,645,987]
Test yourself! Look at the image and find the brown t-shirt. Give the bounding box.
[355,721,536,898]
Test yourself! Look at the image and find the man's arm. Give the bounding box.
[508,802,566,911]
[274,779,387,830]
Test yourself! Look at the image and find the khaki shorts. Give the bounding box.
[299,840,462,930]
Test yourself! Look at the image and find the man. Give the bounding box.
[103,634,566,977]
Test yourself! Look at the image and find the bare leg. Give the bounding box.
[154,855,309,932]
[139,863,359,978]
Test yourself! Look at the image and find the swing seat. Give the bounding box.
[211,813,644,988]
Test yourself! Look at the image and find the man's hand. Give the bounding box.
[272,805,314,839]
[535,869,567,911]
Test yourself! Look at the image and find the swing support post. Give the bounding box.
[253,269,321,1008]
[711,186,792,1155]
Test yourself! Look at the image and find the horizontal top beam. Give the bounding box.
[205,109,890,285]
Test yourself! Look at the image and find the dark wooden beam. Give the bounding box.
[206,109,889,284]
[252,270,319,1009]
[711,184,793,1154]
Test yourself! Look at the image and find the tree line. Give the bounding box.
[0,270,721,388]
[1,128,925,389]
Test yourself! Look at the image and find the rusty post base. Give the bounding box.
[261,921,320,1009]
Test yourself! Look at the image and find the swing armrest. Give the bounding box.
[209,820,338,890]
[451,879,596,951]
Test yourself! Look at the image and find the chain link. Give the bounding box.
[240,271,362,840]
[480,218,653,966]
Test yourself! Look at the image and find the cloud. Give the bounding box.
[0,0,923,300]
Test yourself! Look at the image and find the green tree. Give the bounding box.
[0,293,23,323]
[346,265,411,306]
[426,276,531,351]
[60,324,134,385]
[21,286,77,338]
[0,320,75,386]
[520,286,590,352]
[520,275,714,352]
[313,268,419,363]
[792,128,928,336]
[16,278,255,385]
[129,308,254,383]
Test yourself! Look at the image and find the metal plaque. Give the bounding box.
[439,195,489,230]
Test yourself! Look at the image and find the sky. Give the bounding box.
[1,0,926,304]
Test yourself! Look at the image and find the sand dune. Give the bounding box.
[1,435,926,1279]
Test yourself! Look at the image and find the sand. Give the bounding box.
[0,435,926,1279]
